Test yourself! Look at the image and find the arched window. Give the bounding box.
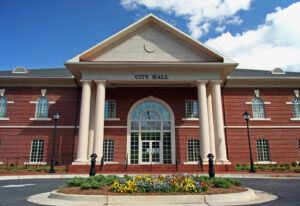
[256,139,270,162]
[187,139,200,162]
[0,97,7,118]
[130,101,172,164]
[252,98,265,118]
[30,139,44,162]
[35,97,49,118]
[103,139,114,162]
[292,98,300,118]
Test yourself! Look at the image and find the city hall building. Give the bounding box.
[0,14,299,173]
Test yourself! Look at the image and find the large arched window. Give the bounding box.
[292,98,300,118]
[256,139,270,162]
[35,97,49,118]
[0,97,7,118]
[129,101,173,164]
[30,139,44,162]
[252,98,265,118]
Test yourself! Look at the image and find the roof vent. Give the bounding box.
[271,67,285,74]
[12,67,29,74]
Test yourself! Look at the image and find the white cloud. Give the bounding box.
[215,26,226,33]
[205,2,300,72]
[120,0,252,38]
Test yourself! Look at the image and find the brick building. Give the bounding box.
[0,14,299,173]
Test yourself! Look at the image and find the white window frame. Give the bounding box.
[0,89,14,121]
[245,98,271,121]
[186,139,200,163]
[256,139,271,162]
[105,100,119,120]
[29,139,45,163]
[103,139,114,162]
[184,100,199,120]
[29,99,55,121]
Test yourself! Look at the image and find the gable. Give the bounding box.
[86,24,219,62]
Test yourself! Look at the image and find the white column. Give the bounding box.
[93,80,106,161]
[73,80,91,164]
[207,88,216,157]
[196,81,210,162]
[88,92,96,159]
[211,80,229,163]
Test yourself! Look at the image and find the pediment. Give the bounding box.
[85,25,219,62]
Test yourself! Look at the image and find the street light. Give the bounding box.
[49,111,60,173]
[243,111,256,173]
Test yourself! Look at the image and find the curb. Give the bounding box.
[1,173,300,180]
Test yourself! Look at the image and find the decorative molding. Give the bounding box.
[29,118,52,121]
[290,118,300,121]
[30,101,55,104]
[7,101,14,104]
[254,89,259,97]
[294,90,299,98]
[0,117,9,121]
[0,89,5,97]
[41,89,47,97]
[286,102,293,105]
[249,117,271,121]
[181,117,199,121]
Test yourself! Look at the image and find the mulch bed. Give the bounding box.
[59,185,248,196]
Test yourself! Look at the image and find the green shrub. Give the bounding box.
[280,163,285,167]
[227,178,242,186]
[291,162,297,167]
[35,167,43,172]
[43,166,50,172]
[291,167,300,172]
[60,167,67,172]
[235,167,242,171]
[236,164,240,167]
[66,177,87,187]
[210,178,231,189]
[95,175,106,182]
[27,167,33,172]
[242,165,250,170]
[80,182,92,190]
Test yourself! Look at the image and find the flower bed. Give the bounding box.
[59,174,245,195]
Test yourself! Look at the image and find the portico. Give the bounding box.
[65,14,237,171]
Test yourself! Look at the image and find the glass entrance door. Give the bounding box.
[141,141,161,164]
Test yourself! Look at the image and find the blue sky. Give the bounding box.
[1,0,300,71]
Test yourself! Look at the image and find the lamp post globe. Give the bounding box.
[49,112,60,173]
[243,111,256,173]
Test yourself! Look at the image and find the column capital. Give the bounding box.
[80,80,92,85]
[195,80,209,86]
[94,80,107,85]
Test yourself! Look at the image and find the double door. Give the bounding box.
[141,140,161,164]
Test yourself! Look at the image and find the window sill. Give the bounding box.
[245,102,271,104]
[0,117,9,121]
[24,162,47,166]
[0,162,3,165]
[105,118,120,121]
[250,118,271,121]
[104,161,119,165]
[29,118,52,121]
[182,118,199,121]
[183,161,199,165]
[290,118,300,121]
[254,161,277,165]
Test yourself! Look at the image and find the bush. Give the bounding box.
[291,162,297,167]
[35,167,43,172]
[210,178,231,189]
[80,182,92,190]
[27,167,33,172]
[43,166,50,172]
[236,164,240,167]
[66,177,87,187]
[60,167,67,172]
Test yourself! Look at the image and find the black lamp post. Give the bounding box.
[243,111,256,173]
[49,112,60,173]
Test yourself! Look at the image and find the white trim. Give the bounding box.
[0,117,9,121]
[29,118,52,121]
[175,126,199,129]
[290,118,300,121]
[30,101,55,104]
[0,125,78,129]
[286,102,293,105]
[105,118,120,121]
[105,126,127,129]
[225,125,300,129]
[250,118,271,121]
[104,162,119,165]
[245,102,271,104]
[126,96,176,165]
[254,161,277,165]
[24,162,47,166]
[7,101,14,104]
[182,118,199,121]
[183,161,199,165]
[0,162,3,165]
[49,101,56,104]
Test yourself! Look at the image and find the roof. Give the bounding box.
[0,68,73,79]
[229,69,300,79]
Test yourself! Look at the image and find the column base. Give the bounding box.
[72,160,89,165]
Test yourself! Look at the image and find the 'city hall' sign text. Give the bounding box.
[134,74,169,80]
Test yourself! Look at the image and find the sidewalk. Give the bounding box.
[0,171,300,180]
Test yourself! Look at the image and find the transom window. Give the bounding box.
[292,98,300,118]
[103,139,114,162]
[187,139,200,162]
[105,100,116,118]
[256,139,270,162]
[30,139,44,162]
[35,97,49,118]
[252,98,265,118]
[185,100,198,118]
[130,101,172,164]
[0,97,7,118]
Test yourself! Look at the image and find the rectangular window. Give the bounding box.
[188,139,200,162]
[185,100,198,118]
[163,132,172,164]
[298,139,300,153]
[105,100,116,119]
[103,139,114,162]
[30,139,44,162]
[256,139,271,162]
